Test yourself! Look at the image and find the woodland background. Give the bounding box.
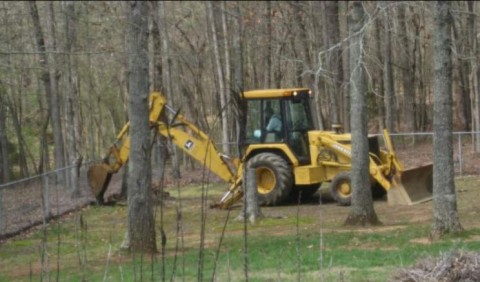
[0,1,479,184]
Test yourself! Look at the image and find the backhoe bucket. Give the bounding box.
[387,164,433,205]
[87,163,113,204]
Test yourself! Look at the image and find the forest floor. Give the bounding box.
[2,172,480,281]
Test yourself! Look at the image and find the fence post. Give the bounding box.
[476,131,480,153]
[0,187,3,236]
[458,134,463,177]
[42,174,51,222]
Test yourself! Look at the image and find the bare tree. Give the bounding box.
[374,12,385,130]
[292,1,312,87]
[467,1,480,152]
[231,1,247,155]
[0,83,9,183]
[3,1,479,188]
[206,1,230,155]
[322,1,342,127]
[146,1,168,186]
[158,1,181,179]
[344,2,380,227]
[398,5,416,132]
[452,2,472,131]
[63,1,82,196]
[220,1,233,143]
[340,1,351,132]
[430,1,463,239]
[382,2,395,133]
[414,8,429,131]
[122,1,156,253]
[264,1,273,88]
[28,1,66,182]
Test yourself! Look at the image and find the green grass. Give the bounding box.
[1,179,480,281]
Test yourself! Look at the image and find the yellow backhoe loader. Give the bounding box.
[87,88,433,208]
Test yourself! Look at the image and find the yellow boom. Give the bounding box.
[87,92,240,203]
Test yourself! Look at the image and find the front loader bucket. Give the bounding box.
[387,164,433,205]
[87,163,113,204]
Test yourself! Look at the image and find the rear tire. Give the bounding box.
[330,172,352,206]
[248,153,293,206]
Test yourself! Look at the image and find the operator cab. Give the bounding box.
[244,88,315,164]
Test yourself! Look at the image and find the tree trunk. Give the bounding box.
[264,1,272,88]
[374,14,385,130]
[383,3,395,133]
[64,1,82,196]
[158,1,181,179]
[452,2,471,131]
[293,1,312,87]
[148,1,168,179]
[45,2,66,182]
[231,1,246,156]
[6,92,30,177]
[0,84,9,183]
[340,1,351,132]
[120,163,129,199]
[290,34,303,87]
[148,1,163,92]
[85,3,96,161]
[28,1,66,183]
[122,1,156,253]
[344,1,381,227]
[237,168,263,223]
[2,41,33,177]
[415,12,429,131]
[207,1,230,155]
[468,1,480,152]
[398,6,416,132]
[273,29,289,88]
[1,13,31,178]
[221,1,233,143]
[430,1,463,239]
[322,1,342,127]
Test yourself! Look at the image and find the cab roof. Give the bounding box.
[242,88,311,99]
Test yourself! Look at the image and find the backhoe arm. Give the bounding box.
[87,92,240,204]
[155,112,238,184]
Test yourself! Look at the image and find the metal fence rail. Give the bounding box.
[0,132,479,239]
[0,164,96,239]
[384,131,480,177]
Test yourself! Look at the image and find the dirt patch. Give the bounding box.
[410,237,432,245]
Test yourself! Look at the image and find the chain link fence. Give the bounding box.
[0,163,97,239]
[386,132,480,177]
[1,132,479,240]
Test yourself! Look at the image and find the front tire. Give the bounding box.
[330,172,352,206]
[248,153,293,206]
[330,172,388,205]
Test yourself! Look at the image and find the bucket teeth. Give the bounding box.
[387,163,433,205]
[87,163,113,204]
